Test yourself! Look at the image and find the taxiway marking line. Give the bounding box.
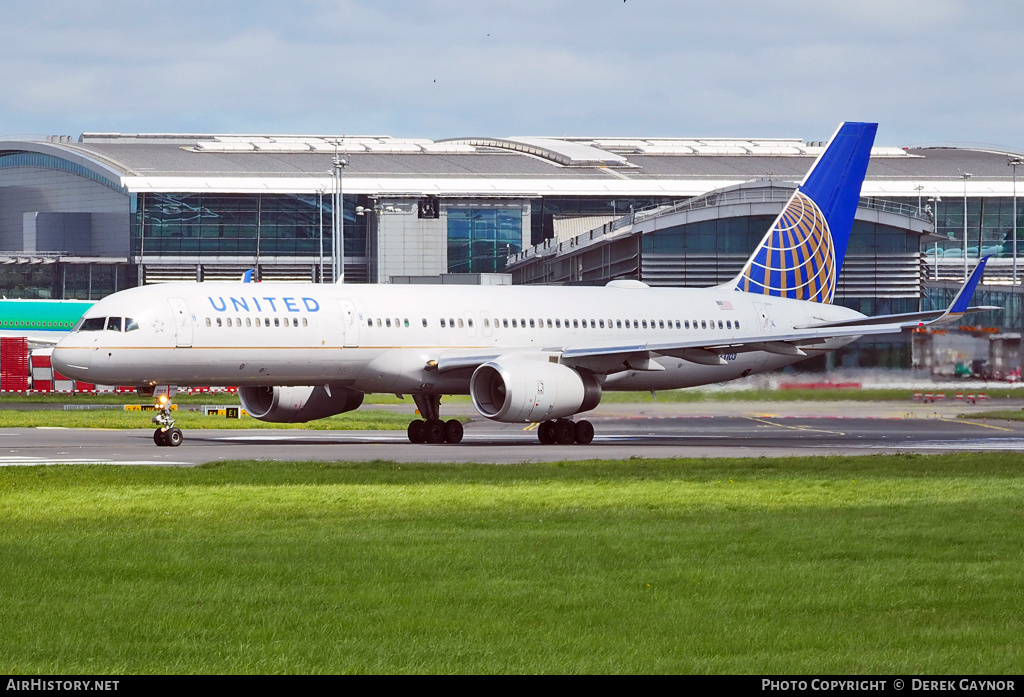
[940,418,1017,432]
[0,457,191,466]
[743,416,847,436]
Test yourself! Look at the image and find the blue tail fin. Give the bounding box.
[733,122,877,303]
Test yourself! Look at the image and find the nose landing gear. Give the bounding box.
[150,385,183,447]
[154,426,183,447]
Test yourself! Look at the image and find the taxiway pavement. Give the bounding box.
[1,400,1022,466]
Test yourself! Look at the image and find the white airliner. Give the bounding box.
[51,123,996,447]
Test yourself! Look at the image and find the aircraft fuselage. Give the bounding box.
[52,281,863,393]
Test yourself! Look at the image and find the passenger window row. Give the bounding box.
[484,317,741,330]
[363,316,741,331]
[367,318,413,328]
[1,320,76,328]
[205,316,308,328]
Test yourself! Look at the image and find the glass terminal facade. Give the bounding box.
[0,263,132,300]
[131,192,368,259]
[447,209,523,273]
[872,196,1024,262]
[931,197,1024,259]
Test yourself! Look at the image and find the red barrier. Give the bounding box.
[1,337,30,391]
[778,382,862,390]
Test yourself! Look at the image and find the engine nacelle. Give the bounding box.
[238,384,364,423]
[470,359,601,423]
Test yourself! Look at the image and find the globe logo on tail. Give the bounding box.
[735,190,837,304]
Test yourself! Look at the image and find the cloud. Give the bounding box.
[0,0,1021,150]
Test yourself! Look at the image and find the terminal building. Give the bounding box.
[0,131,1021,369]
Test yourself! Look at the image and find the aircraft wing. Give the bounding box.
[559,323,904,370]
[796,306,999,330]
[435,257,998,374]
[433,320,911,374]
[435,351,504,372]
[562,257,998,371]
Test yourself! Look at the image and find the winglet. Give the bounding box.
[945,255,991,317]
[241,269,254,283]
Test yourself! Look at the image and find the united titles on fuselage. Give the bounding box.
[207,296,321,313]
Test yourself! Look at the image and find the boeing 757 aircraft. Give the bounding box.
[51,122,995,447]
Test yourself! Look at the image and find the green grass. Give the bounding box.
[1,454,1022,674]
[966,410,1024,421]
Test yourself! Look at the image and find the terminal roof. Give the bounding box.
[1,132,1020,197]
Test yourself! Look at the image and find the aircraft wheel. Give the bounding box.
[444,419,464,444]
[574,419,595,445]
[407,419,427,444]
[538,421,556,444]
[166,428,184,447]
[554,419,576,445]
[424,419,446,444]
[153,428,168,447]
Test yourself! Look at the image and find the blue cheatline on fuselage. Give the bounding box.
[734,121,877,304]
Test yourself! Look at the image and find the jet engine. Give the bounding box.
[470,359,601,423]
[238,384,364,423]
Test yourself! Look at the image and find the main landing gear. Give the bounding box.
[150,385,183,447]
[537,418,594,445]
[403,394,595,446]
[407,393,463,444]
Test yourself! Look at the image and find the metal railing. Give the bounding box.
[632,187,795,225]
[632,188,932,225]
[925,256,1022,284]
[508,188,934,267]
[860,198,933,220]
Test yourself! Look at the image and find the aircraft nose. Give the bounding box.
[51,338,93,381]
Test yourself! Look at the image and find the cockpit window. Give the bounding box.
[125,318,139,332]
[79,317,106,331]
[106,317,122,332]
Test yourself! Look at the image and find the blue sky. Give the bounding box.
[2,0,1022,149]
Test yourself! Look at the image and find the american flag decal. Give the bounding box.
[716,300,734,310]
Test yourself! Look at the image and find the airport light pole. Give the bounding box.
[915,184,924,213]
[1009,157,1023,285]
[960,170,972,279]
[317,188,325,283]
[929,196,941,281]
[330,142,349,283]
